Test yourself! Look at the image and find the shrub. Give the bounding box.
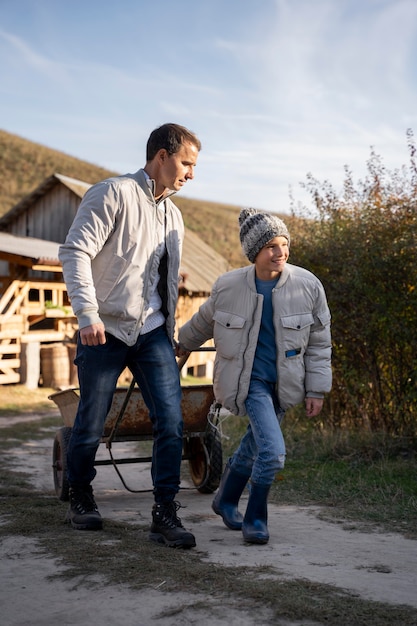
[290,130,417,438]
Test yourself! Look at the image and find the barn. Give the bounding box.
[0,173,229,387]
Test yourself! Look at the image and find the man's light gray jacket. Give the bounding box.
[59,169,183,346]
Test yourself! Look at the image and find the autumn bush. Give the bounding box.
[290,130,417,439]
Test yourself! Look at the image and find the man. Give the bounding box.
[179,208,332,544]
[59,123,201,548]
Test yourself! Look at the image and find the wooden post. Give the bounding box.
[20,341,40,389]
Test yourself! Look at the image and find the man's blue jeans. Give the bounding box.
[229,378,286,486]
[67,326,183,503]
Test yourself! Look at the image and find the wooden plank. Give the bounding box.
[0,331,21,384]
[0,345,20,355]
[0,323,25,334]
[20,307,45,315]
[21,331,66,342]
[0,314,24,322]
[0,371,20,384]
[0,330,21,339]
[0,352,20,370]
[0,320,25,329]
[31,265,62,272]
[44,309,75,319]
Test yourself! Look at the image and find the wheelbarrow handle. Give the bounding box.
[177,352,191,371]
[176,347,215,371]
[106,346,215,447]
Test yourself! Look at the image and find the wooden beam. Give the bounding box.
[21,331,67,342]
[0,371,20,383]
[32,265,63,272]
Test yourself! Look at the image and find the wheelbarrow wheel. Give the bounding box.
[52,426,72,501]
[186,422,223,494]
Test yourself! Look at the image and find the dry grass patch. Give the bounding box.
[1,415,417,625]
[0,385,57,416]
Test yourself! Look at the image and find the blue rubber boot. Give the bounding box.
[212,462,249,530]
[242,483,270,544]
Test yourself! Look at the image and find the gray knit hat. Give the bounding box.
[239,208,290,263]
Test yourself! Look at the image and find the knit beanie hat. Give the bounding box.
[239,208,291,263]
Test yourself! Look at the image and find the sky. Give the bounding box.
[1,0,417,214]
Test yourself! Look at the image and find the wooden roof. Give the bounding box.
[181,229,228,294]
[0,173,90,229]
[0,232,62,270]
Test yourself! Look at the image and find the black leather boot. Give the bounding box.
[212,462,249,530]
[66,485,103,530]
[242,483,270,544]
[149,501,196,549]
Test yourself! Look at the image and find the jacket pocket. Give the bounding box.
[280,312,314,356]
[213,310,246,359]
[94,253,129,300]
[281,313,314,331]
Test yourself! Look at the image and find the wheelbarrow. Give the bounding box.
[50,351,223,501]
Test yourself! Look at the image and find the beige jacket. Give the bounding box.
[179,263,332,415]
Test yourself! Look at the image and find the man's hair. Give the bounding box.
[146,123,201,161]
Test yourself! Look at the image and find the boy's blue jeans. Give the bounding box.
[230,378,286,486]
[67,326,183,503]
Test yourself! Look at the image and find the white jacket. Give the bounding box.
[179,263,332,415]
[59,169,183,346]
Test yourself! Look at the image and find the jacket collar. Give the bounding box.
[245,265,257,292]
[135,169,177,204]
[245,263,291,290]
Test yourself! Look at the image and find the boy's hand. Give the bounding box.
[305,397,324,417]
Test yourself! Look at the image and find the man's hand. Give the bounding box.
[174,341,190,359]
[79,323,106,346]
[305,397,324,418]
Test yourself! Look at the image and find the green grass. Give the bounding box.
[221,413,417,538]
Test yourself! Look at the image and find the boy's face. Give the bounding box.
[254,235,289,280]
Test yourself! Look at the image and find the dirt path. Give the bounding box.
[1,418,417,625]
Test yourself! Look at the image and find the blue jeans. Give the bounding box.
[229,378,286,486]
[67,326,183,503]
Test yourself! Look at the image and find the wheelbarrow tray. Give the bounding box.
[50,385,215,440]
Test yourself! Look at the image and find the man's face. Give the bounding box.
[157,141,199,194]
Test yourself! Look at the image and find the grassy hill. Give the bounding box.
[0,129,118,215]
[0,128,295,268]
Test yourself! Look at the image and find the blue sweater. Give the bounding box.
[251,277,278,383]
